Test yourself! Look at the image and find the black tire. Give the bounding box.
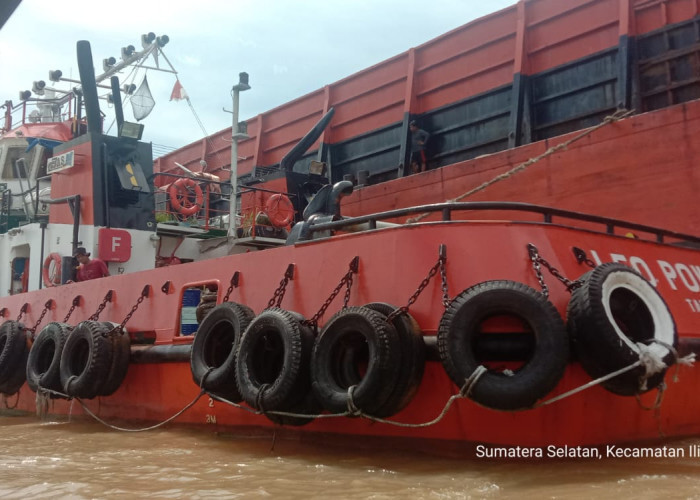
[190,302,254,402]
[196,301,217,323]
[0,320,30,395]
[26,322,72,393]
[236,308,316,417]
[98,322,131,397]
[261,311,321,427]
[59,321,114,399]
[200,291,218,303]
[437,280,569,411]
[311,306,401,415]
[266,388,323,427]
[364,302,425,418]
[567,263,677,396]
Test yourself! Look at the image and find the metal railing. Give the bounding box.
[305,201,700,246]
[153,172,298,237]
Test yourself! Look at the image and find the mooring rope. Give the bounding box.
[30,336,694,433]
[405,108,635,224]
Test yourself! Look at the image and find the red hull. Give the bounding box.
[3,220,699,447]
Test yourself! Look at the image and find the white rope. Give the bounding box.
[36,384,207,432]
[28,334,695,432]
[460,365,488,397]
[76,390,206,432]
[636,343,670,391]
[405,108,634,224]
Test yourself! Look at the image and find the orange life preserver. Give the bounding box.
[265,194,295,228]
[168,178,204,216]
[42,253,62,287]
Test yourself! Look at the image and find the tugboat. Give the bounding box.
[0,1,700,449]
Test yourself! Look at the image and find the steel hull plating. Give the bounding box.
[2,220,699,447]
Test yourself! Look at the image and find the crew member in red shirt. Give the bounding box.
[74,247,110,281]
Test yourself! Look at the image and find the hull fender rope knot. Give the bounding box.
[567,263,679,395]
[437,280,570,411]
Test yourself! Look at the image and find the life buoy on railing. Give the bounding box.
[437,280,569,411]
[567,262,678,396]
[0,320,30,395]
[265,194,295,228]
[190,302,255,403]
[168,178,204,216]
[42,253,62,287]
[236,308,319,426]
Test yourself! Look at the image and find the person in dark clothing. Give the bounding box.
[74,247,110,281]
[409,120,430,173]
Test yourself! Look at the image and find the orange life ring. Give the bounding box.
[264,194,295,228]
[168,178,203,216]
[43,253,62,287]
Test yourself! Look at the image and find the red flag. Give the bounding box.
[170,80,188,101]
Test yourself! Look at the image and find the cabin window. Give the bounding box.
[1,147,29,180]
[179,283,219,337]
[10,257,29,295]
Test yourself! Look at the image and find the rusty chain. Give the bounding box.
[304,257,360,328]
[386,245,449,323]
[267,264,295,309]
[105,285,151,337]
[28,300,54,338]
[222,271,240,303]
[343,272,354,309]
[16,303,29,323]
[527,243,585,298]
[573,247,597,269]
[88,290,114,321]
[63,296,82,323]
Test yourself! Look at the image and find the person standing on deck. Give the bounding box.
[409,120,430,173]
[74,247,110,281]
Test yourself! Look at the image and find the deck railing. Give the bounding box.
[305,201,700,247]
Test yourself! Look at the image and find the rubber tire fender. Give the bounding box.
[437,280,569,411]
[567,263,678,396]
[200,291,218,303]
[311,306,401,415]
[190,302,254,402]
[235,308,315,414]
[196,301,217,324]
[97,322,131,397]
[26,322,72,393]
[0,320,30,395]
[364,302,425,418]
[59,320,114,399]
[264,310,321,427]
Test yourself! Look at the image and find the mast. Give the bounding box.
[228,72,250,238]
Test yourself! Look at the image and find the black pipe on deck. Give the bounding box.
[76,41,101,134]
[110,76,125,132]
[130,344,192,364]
